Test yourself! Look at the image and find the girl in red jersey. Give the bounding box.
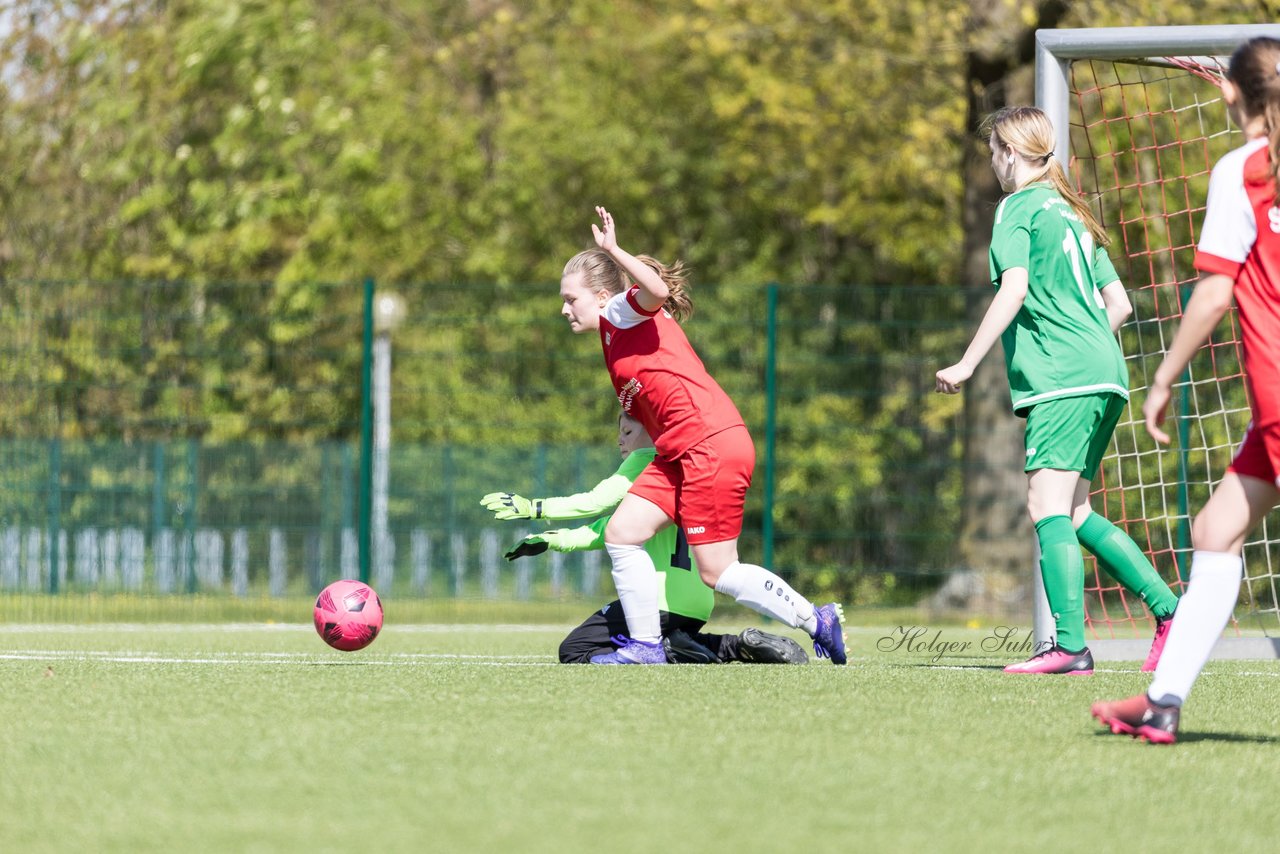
[1092,36,1280,744]
[559,206,846,665]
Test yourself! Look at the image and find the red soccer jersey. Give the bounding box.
[1195,139,1280,424]
[598,288,745,459]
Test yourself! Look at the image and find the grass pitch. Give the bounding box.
[2,619,1279,852]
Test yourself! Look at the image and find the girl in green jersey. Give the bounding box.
[936,106,1178,675]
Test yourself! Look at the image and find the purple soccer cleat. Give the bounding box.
[811,603,848,665]
[589,638,668,665]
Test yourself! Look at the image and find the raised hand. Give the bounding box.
[591,206,617,253]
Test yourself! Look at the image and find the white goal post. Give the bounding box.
[1032,24,1280,661]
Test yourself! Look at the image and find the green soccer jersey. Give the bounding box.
[561,448,714,622]
[989,183,1128,415]
[583,516,713,621]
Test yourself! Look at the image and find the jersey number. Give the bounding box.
[670,530,692,571]
[1062,232,1105,309]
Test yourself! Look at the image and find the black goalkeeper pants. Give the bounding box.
[558,600,741,663]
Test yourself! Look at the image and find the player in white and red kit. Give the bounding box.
[558,206,846,665]
[1093,36,1280,743]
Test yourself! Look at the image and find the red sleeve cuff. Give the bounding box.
[1194,250,1243,279]
[625,287,661,317]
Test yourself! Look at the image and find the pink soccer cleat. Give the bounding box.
[1141,612,1175,673]
[1003,644,1094,675]
[1091,694,1179,744]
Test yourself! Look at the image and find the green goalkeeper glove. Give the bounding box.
[504,535,550,560]
[504,528,601,560]
[480,492,544,521]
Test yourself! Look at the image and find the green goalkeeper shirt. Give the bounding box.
[989,183,1129,415]
[545,448,714,622]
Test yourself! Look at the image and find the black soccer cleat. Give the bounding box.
[665,629,720,664]
[736,628,809,664]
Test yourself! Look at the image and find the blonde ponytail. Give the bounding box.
[636,255,694,322]
[984,105,1110,247]
[1269,104,1280,201]
[1043,159,1110,247]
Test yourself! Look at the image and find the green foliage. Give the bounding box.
[0,0,968,287]
[0,3,1270,602]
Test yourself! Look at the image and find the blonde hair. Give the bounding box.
[1227,36,1280,202]
[982,106,1110,247]
[562,248,694,322]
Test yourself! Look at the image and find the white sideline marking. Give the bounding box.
[0,650,555,666]
[1,649,1276,675]
[0,623,570,634]
[926,665,1143,674]
[920,664,1280,677]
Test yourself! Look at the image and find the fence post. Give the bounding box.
[762,283,779,569]
[152,441,167,593]
[359,278,375,585]
[341,442,354,569]
[321,442,334,583]
[184,439,199,593]
[444,445,456,597]
[1175,281,1192,584]
[46,438,61,594]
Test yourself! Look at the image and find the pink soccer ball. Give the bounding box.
[314,580,384,651]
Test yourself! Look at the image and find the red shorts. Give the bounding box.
[628,425,754,545]
[1227,419,1280,488]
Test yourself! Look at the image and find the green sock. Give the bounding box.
[1076,512,1178,619]
[1035,515,1086,652]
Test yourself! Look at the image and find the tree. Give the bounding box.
[951,0,1068,610]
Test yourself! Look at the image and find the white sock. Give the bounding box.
[604,542,662,644]
[713,561,816,633]
[1147,550,1244,706]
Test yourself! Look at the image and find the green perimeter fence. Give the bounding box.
[2,276,1247,611]
[0,278,980,608]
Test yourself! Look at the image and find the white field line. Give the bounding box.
[0,623,570,634]
[910,664,1280,677]
[0,649,1276,676]
[0,649,557,666]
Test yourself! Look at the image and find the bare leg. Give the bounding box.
[1148,472,1280,704]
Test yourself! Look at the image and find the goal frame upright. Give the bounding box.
[1030,24,1280,660]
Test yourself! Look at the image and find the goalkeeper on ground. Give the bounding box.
[481,411,807,664]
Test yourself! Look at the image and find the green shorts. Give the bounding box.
[1022,392,1128,478]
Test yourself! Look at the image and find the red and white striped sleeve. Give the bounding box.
[1195,139,1266,279]
[603,287,661,329]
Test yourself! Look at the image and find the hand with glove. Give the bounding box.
[504,527,601,560]
[480,492,544,521]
